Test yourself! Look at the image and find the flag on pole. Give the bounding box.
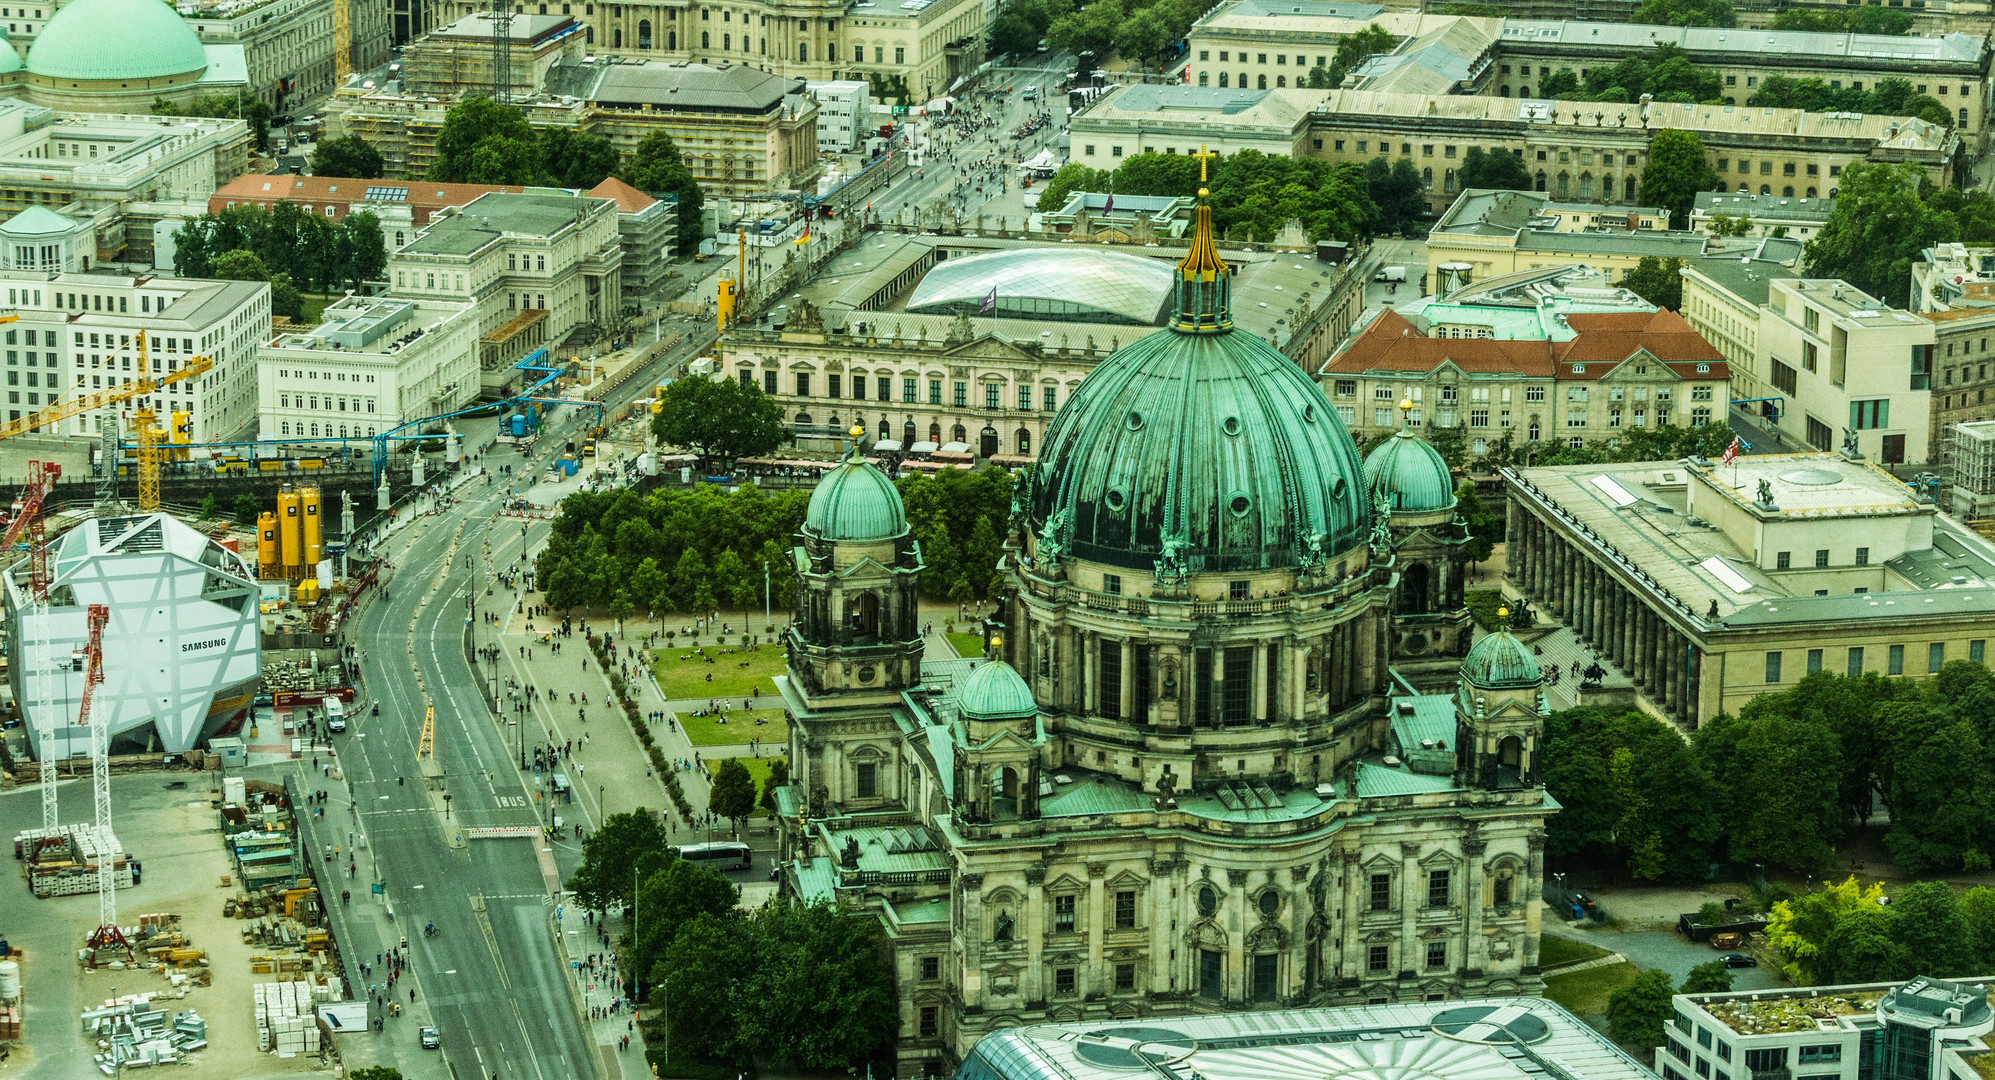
[978,286,996,316]
[1103,190,1114,213]
[1721,436,1748,465]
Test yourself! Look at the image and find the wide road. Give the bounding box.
[339,338,693,1080]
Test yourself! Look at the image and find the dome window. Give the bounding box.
[1258,890,1280,916]
[1126,410,1144,431]
[1302,403,1316,423]
[1221,415,1241,436]
[1332,478,1347,499]
[1229,494,1252,516]
[1104,489,1127,512]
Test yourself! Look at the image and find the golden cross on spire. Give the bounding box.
[1192,144,1219,185]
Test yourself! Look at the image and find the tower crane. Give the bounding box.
[73,604,129,962]
[0,460,61,835]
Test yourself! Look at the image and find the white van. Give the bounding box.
[678,841,752,871]
[325,698,346,733]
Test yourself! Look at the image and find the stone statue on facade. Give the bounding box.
[1297,530,1328,577]
[1154,532,1191,585]
[1755,478,1776,508]
[1038,508,1073,569]
[1367,487,1395,552]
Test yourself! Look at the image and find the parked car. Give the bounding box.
[1721,953,1757,968]
[420,1026,441,1049]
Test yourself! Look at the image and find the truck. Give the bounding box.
[1375,265,1408,283]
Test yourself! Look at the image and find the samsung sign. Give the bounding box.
[181,637,229,653]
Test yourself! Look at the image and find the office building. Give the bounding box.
[1660,975,1995,1080]
[1690,191,1836,242]
[807,78,870,153]
[209,174,527,251]
[1425,188,1688,285]
[387,189,622,395]
[257,295,480,439]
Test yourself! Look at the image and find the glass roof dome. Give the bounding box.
[906,248,1173,326]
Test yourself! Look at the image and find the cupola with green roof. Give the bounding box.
[1026,148,1370,576]
[958,658,1036,722]
[1364,409,1457,515]
[27,0,208,84]
[804,435,908,542]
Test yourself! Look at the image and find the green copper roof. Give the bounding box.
[957,660,1035,720]
[1364,430,1457,513]
[0,39,19,76]
[1029,325,1369,572]
[1461,629,1541,690]
[28,0,208,81]
[803,459,906,541]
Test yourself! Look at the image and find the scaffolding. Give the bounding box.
[1946,421,1995,524]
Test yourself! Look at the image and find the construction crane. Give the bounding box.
[1,460,61,836]
[333,0,351,87]
[0,343,211,445]
[74,604,129,962]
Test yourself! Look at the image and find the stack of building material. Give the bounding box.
[81,994,208,1070]
[19,824,132,898]
[252,981,322,1057]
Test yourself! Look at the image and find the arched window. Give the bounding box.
[1218,71,1228,87]
[1578,173,1593,199]
[929,422,942,443]
[585,25,593,42]
[1016,428,1031,454]
[1806,187,1817,198]
[952,423,967,442]
[722,32,729,48]
[614,27,622,46]
[280,421,290,435]
[701,30,708,47]
[309,423,319,436]
[668,30,675,48]
[638,18,650,47]
[903,420,916,444]
[1256,74,1266,89]
[1780,186,1793,197]
[1760,184,1771,195]
[1555,172,1569,199]
[878,418,889,438]
[1198,72,1208,86]
[799,41,808,61]
[1421,166,1432,188]
[1444,168,1456,193]
[1275,75,1285,87]
[1519,85,1530,97]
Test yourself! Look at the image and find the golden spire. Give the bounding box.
[1172,144,1232,334]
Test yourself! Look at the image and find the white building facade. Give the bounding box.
[0,270,266,441]
[257,295,480,439]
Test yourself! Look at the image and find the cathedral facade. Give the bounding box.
[775,189,1555,1079]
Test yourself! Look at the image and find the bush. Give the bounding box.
[1695,901,1728,926]
[1464,589,1509,630]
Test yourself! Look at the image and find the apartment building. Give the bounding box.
[386,189,622,395]
[257,296,480,438]
[1068,86,1959,218]
[1321,266,1731,454]
[209,174,527,250]
[0,270,265,441]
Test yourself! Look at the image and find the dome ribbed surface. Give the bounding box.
[958,660,1035,720]
[803,460,906,541]
[1461,630,1541,690]
[1028,327,1368,573]
[29,0,207,81]
[1364,430,1457,513]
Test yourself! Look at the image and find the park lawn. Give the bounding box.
[1542,960,1641,1024]
[1540,934,1613,968]
[716,755,784,817]
[652,642,786,698]
[677,708,788,747]
[947,632,986,658]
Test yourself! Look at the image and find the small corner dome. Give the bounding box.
[803,460,906,541]
[28,0,208,81]
[0,36,19,75]
[1364,429,1456,513]
[958,660,1036,720]
[1461,629,1541,690]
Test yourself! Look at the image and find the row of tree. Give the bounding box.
[1767,877,1995,986]
[1630,0,1914,32]
[564,811,896,1071]
[418,97,706,254]
[171,202,389,318]
[1038,149,1379,242]
[1537,43,1722,105]
[1749,75,1954,130]
[1546,662,1995,884]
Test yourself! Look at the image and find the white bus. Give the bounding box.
[678,841,752,871]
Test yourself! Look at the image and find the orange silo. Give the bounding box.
[277,489,302,580]
[301,487,322,568]
[257,512,278,578]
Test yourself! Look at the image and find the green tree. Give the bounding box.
[209,248,271,282]
[669,547,710,613]
[651,375,788,462]
[708,758,757,832]
[1453,479,1499,565]
[760,757,790,813]
[739,899,898,1069]
[1803,162,1949,308]
[310,134,386,178]
[340,210,389,290]
[541,128,619,189]
[197,494,218,520]
[712,547,755,613]
[1638,129,1717,228]
[1303,65,1336,89]
[1822,905,1905,983]
[621,131,706,254]
[609,592,635,632]
[1366,156,1427,236]
[565,809,668,913]
[1620,256,1685,312]
[232,493,262,524]
[349,1068,408,1080]
[1632,0,1735,27]
[1679,960,1735,995]
[1324,23,1395,87]
[429,95,544,184]
[1541,707,1722,882]
[1457,146,1533,191]
[656,913,748,1062]
[1607,968,1677,1048]
[1046,0,1122,59]
[1772,6,1912,33]
[1766,875,1886,985]
[988,9,1042,58]
[1963,885,1995,966]
[155,93,273,151]
[1693,701,1844,875]
[1705,213,1753,238]
[1889,880,1976,978]
[1114,14,1172,70]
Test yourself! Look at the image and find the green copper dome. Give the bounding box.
[0,35,20,76]
[28,0,208,81]
[1461,629,1541,690]
[958,660,1036,720]
[804,459,906,541]
[1364,430,1457,513]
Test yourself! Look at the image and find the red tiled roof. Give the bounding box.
[207,175,526,225]
[1326,305,1729,381]
[585,176,658,214]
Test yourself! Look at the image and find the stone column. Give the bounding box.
[1340,851,1365,983]
[1087,862,1107,975]
[1149,857,1178,994]
[1082,632,1096,716]
[1399,842,1422,977]
[1685,643,1703,729]
[1252,645,1269,723]
[1462,837,1487,976]
[1523,831,1546,971]
[1657,629,1676,717]
[1023,864,1047,1001]
[1227,868,1250,1002]
[959,873,985,1009]
[1120,639,1134,723]
[1634,607,1651,687]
